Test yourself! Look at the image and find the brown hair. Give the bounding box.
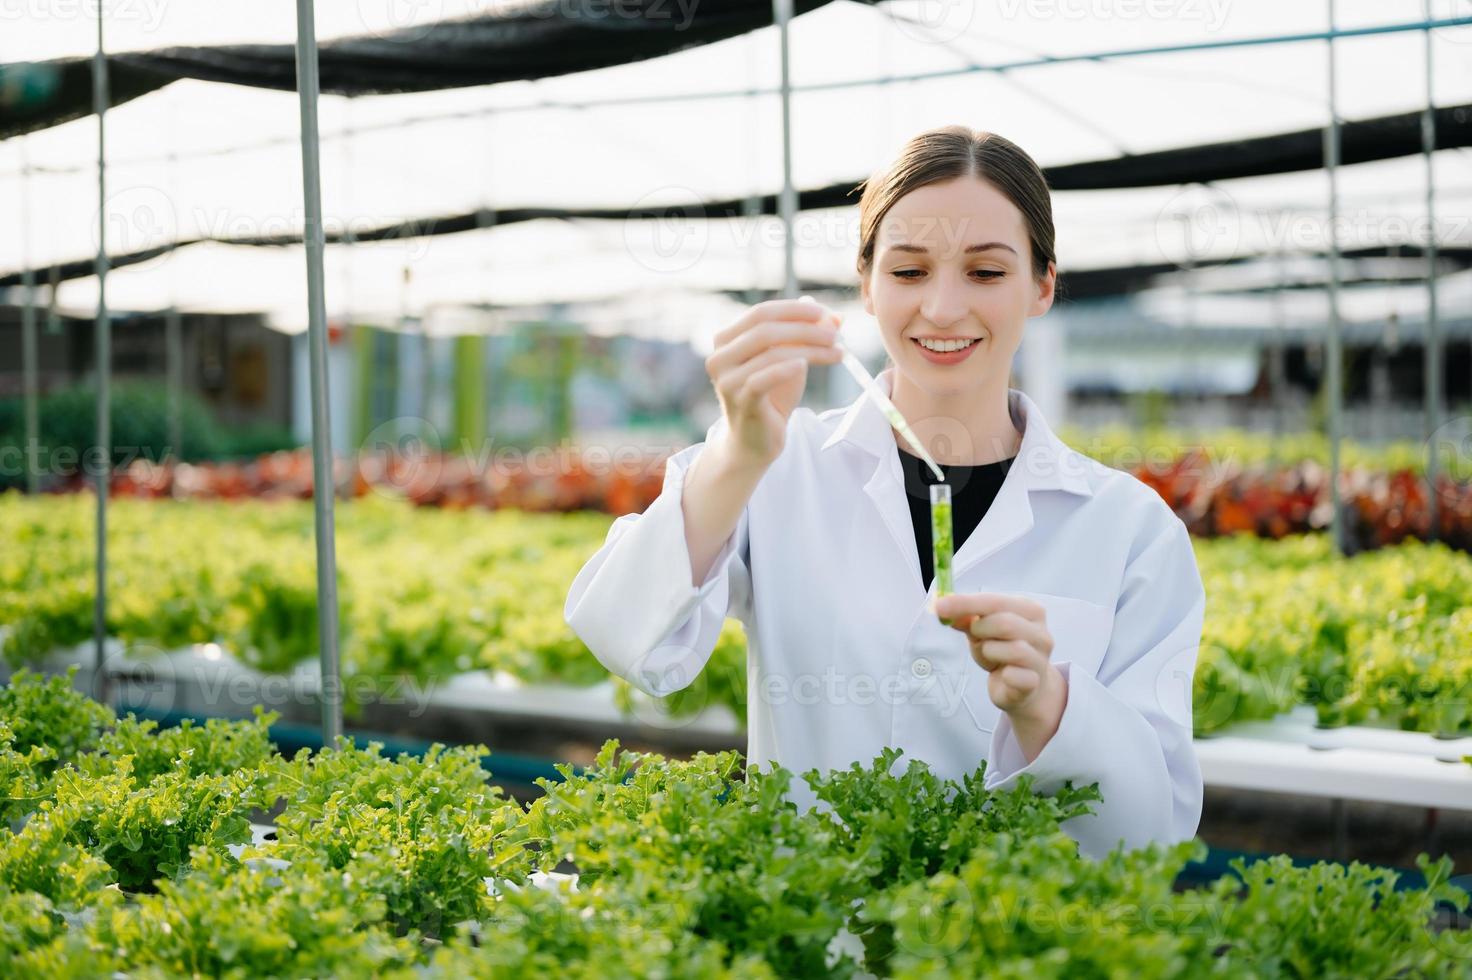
[855,126,1056,285]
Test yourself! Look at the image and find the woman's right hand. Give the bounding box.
[704,295,844,471]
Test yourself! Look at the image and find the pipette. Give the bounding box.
[805,296,955,612]
[833,340,947,484]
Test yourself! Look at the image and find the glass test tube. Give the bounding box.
[930,483,953,599]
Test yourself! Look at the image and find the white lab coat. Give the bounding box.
[564,368,1206,860]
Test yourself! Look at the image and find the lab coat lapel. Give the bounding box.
[950,389,1038,581]
[862,438,924,597]
[822,368,926,596]
[821,372,1088,592]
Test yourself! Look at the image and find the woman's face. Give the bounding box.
[861,176,1055,399]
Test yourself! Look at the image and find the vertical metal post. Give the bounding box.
[744,39,764,306]
[773,0,797,299]
[19,140,39,495]
[165,311,182,458]
[293,0,343,744]
[1323,0,1344,556]
[341,96,355,329]
[339,96,356,499]
[45,264,61,336]
[1270,244,1288,457]
[93,8,112,705]
[166,137,182,461]
[397,264,421,442]
[1177,212,1198,399]
[1421,2,1442,542]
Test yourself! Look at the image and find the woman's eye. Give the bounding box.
[890,270,1004,280]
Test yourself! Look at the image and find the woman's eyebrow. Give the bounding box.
[887,242,1018,256]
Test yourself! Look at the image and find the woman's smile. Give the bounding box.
[911,334,983,365]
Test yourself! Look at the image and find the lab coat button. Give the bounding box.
[911,657,932,678]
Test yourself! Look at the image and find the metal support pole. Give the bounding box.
[1323,0,1345,556]
[166,136,182,462]
[293,0,343,745]
[339,96,356,499]
[773,0,797,299]
[19,141,39,495]
[45,264,61,336]
[93,9,112,706]
[1422,2,1442,542]
[744,36,764,307]
[1177,212,1198,398]
[165,308,182,459]
[1269,245,1288,455]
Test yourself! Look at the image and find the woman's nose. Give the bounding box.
[920,271,971,329]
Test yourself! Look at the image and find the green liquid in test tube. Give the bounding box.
[930,483,953,599]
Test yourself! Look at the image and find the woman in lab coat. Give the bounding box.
[565,126,1206,860]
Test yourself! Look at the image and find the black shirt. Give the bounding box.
[896,443,1015,593]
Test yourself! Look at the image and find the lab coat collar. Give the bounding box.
[819,367,1092,588]
[819,367,1093,499]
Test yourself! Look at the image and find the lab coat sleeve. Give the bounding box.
[982,514,1206,860]
[563,415,752,698]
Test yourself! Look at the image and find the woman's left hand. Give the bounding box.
[932,593,1067,758]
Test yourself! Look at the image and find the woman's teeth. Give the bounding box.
[914,337,977,353]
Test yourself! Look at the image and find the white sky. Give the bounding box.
[2,0,1470,331]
